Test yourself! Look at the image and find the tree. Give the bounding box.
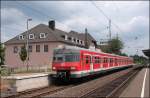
[19,45,27,70]
[130,55,148,64]
[107,38,124,55]
[118,52,128,56]
[0,43,5,65]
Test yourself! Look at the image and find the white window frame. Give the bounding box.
[29,34,34,39]
[82,41,85,45]
[65,35,68,40]
[79,40,82,44]
[76,38,78,43]
[19,35,24,40]
[40,33,46,38]
[71,37,74,42]
[80,40,82,45]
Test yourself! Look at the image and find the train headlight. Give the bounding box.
[71,66,76,70]
[52,67,56,70]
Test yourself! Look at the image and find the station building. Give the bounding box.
[4,20,96,68]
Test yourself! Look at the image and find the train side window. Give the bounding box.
[109,58,111,63]
[98,57,101,63]
[97,57,100,63]
[104,58,107,63]
[95,57,97,63]
[101,58,103,63]
[110,58,113,63]
[107,58,109,63]
[86,56,89,64]
[104,58,106,63]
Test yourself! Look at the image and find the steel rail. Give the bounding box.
[79,68,141,98]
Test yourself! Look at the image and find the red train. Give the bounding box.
[52,46,133,78]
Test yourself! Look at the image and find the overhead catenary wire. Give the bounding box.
[91,1,125,35]
[16,1,72,31]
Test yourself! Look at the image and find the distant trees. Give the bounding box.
[101,37,124,55]
[130,55,148,64]
[0,43,5,65]
[19,45,27,68]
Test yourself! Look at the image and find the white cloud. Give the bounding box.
[1,8,27,25]
[1,1,149,56]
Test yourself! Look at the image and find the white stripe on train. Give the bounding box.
[70,64,131,75]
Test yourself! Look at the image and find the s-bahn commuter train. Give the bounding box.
[52,45,134,79]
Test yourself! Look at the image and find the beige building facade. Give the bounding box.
[5,20,96,68]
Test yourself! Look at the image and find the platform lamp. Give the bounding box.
[26,18,32,71]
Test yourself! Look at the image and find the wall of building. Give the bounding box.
[5,42,65,68]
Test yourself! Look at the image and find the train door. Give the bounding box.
[101,57,104,69]
[83,54,91,71]
[90,55,94,71]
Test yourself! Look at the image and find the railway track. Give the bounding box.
[79,67,141,98]
[3,66,142,98]
[3,85,74,98]
[19,85,74,98]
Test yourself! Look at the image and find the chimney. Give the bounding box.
[49,20,55,30]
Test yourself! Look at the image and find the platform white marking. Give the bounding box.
[141,68,147,98]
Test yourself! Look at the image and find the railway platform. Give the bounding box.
[119,67,149,98]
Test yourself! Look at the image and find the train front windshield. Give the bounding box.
[53,54,80,62]
[53,49,80,62]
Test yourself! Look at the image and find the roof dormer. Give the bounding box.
[29,34,34,39]
[19,35,24,40]
[40,33,46,38]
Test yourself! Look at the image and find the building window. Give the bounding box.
[80,40,82,44]
[68,37,71,41]
[73,38,76,42]
[28,45,32,52]
[40,33,46,38]
[36,45,40,52]
[44,45,48,52]
[14,46,18,53]
[71,37,74,42]
[29,34,34,39]
[61,35,65,39]
[19,35,24,40]
[77,39,80,44]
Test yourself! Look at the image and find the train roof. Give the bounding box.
[54,45,132,60]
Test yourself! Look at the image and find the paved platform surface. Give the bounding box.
[120,68,149,98]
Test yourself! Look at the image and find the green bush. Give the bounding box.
[0,66,11,76]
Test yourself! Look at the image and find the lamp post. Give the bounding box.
[26,18,32,71]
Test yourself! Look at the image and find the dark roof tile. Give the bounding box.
[5,23,96,47]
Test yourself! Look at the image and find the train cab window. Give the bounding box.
[53,57,56,61]
[57,57,63,61]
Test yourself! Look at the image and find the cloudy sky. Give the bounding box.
[1,1,149,56]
